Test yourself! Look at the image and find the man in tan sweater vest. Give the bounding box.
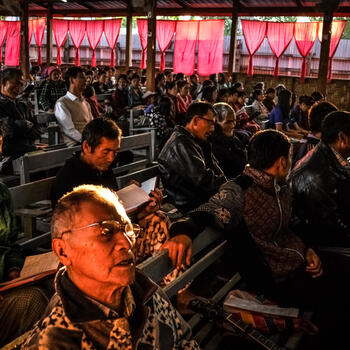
[54,67,93,147]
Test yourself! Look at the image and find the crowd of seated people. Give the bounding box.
[2,66,350,350]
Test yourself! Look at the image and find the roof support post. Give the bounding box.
[46,7,53,64]
[228,0,239,76]
[317,9,333,96]
[146,0,156,92]
[20,0,29,79]
[125,5,133,68]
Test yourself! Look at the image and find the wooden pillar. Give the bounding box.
[20,0,29,79]
[46,8,53,64]
[317,11,333,97]
[125,9,133,68]
[146,0,156,91]
[228,0,239,76]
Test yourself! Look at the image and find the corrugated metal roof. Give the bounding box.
[157,0,183,8]
[89,1,126,10]
[53,3,88,10]
[241,0,297,7]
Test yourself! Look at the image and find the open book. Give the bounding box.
[141,176,158,195]
[0,251,60,292]
[116,184,151,214]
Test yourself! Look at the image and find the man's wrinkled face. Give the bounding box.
[63,201,135,289]
[194,110,216,141]
[218,113,236,137]
[84,137,121,171]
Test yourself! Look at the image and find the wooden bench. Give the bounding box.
[12,132,155,185]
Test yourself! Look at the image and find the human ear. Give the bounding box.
[52,239,72,267]
[82,140,92,155]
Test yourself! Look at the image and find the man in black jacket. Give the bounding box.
[158,102,227,212]
[290,111,350,248]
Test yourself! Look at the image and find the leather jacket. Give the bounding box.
[158,125,226,212]
[290,141,350,247]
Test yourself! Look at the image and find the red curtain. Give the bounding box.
[32,18,46,65]
[294,22,318,82]
[28,20,33,45]
[0,21,8,63]
[318,20,346,81]
[69,20,86,66]
[173,20,199,75]
[241,20,267,76]
[104,19,122,67]
[267,22,294,77]
[5,21,20,67]
[137,19,148,69]
[197,19,224,76]
[157,20,176,72]
[86,20,103,67]
[53,19,68,66]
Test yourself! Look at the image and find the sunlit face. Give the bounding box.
[50,70,61,82]
[71,72,86,93]
[194,110,216,141]
[83,137,121,171]
[218,113,236,137]
[180,84,190,97]
[62,201,135,289]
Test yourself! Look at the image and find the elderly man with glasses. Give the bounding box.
[22,184,199,350]
[158,102,227,213]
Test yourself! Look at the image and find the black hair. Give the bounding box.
[252,89,263,101]
[228,86,239,95]
[218,72,226,84]
[0,121,4,138]
[117,74,127,82]
[232,82,243,91]
[0,68,22,86]
[213,102,235,122]
[175,73,185,81]
[176,80,189,91]
[309,101,337,133]
[298,95,314,107]
[321,111,350,144]
[202,79,214,89]
[248,130,291,170]
[81,118,122,153]
[254,82,264,90]
[155,73,165,85]
[209,73,217,83]
[64,67,84,88]
[166,81,176,91]
[85,70,93,76]
[82,85,95,99]
[217,88,230,101]
[266,87,275,95]
[164,69,171,77]
[202,85,217,103]
[275,84,286,96]
[185,102,217,125]
[237,91,246,99]
[130,73,140,81]
[158,96,172,116]
[311,91,324,102]
[140,76,147,85]
[277,89,292,120]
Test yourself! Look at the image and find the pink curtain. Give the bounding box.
[5,21,20,67]
[137,19,148,69]
[157,20,176,71]
[294,22,318,82]
[241,20,267,76]
[86,20,103,67]
[0,21,8,63]
[197,20,224,76]
[53,19,68,66]
[173,20,199,75]
[104,19,122,67]
[69,20,86,66]
[267,22,294,77]
[28,20,33,45]
[318,20,346,81]
[32,18,46,65]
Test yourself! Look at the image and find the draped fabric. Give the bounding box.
[294,22,318,82]
[267,22,294,77]
[86,20,103,67]
[53,19,68,66]
[156,20,176,71]
[197,19,224,76]
[69,20,86,66]
[318,20,346,81]
[5,21,20,67]
[173,20,199,75]
[137,19,148,69]
[104,19,122,67]
[0,21,8,63]
[241,20,267,76]
[28,20,33,45]
[32,18,46,65]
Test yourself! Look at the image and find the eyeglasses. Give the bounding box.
[56,220,141,242]
[197,116,216,126]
